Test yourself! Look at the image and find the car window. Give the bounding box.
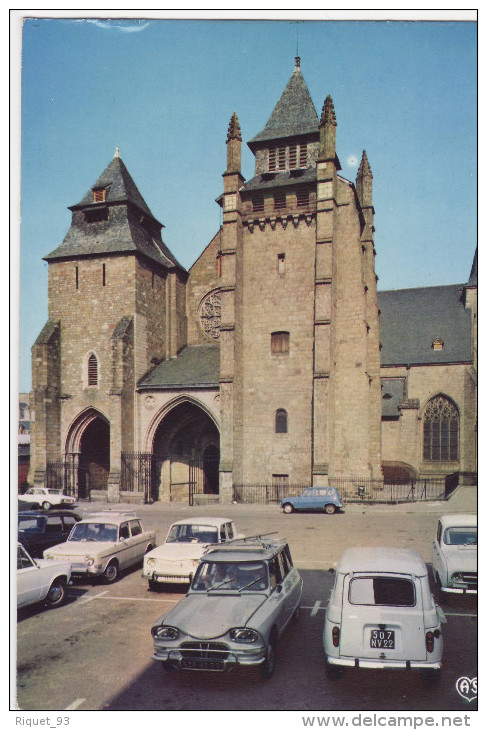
[48,489,61,494]
[120,523,130,540]
[69,522,118,542]
[62,516,77,529]
[268,556,283,590]
[278,550,290,578]
[193,561,268,591]
[167,524,219,544]
[45,516,63,533]
[220,524,226,541]
[349,577,416,607]
[284,543,294,567]
[18,516,44,532]
[444,527,477,545]
[130,520,142,537]
[437,521,442,544]
[302,489,313,497]
[18,546,35,570]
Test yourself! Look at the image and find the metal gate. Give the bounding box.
[189,456,220,506]
[121,452,156,503]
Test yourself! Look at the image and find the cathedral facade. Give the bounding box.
[29,60,477,503]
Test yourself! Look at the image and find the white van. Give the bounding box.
[323,547,445,683]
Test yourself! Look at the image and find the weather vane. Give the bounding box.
[291,20,303,58]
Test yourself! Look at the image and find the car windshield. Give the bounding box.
[18,516,46,532]
[166,524,219,544]
[444,526,477,545]
[349,576,416,607]
[69,522,118,542]
[192,561,268,592]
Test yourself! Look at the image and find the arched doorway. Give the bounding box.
[65,409,110,499]
[151,400,220,502]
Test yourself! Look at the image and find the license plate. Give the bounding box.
[370,629,395,649]
[181,659,224,671]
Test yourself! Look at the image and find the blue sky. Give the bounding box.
[17,15,477,392]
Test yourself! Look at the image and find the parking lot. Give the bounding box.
[15,498,477,713]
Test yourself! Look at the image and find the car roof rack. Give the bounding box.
[81,511,137,520]
[203,532,285,554]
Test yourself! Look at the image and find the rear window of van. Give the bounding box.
[349,576,416,607]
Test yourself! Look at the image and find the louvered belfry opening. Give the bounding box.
[88,354,98,386]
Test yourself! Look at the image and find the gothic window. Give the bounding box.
[87,354,98,386]
[275,409,288,433]
[271,331,289,354]
[198,290,222,341]
[102,263,106,286]
[75,266,79,290]
[423,395,459,462]
[277,253,286,275]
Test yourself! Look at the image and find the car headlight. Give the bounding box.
[451,572,463,582]
[151,625,179,640]
[146,558,156,568]
[192,559,200,567]
[229,628,259,643]
[84,556,95,566]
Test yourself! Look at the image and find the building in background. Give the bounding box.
[28,59,477,503]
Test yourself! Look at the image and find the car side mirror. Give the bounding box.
[275,584,282,594]
[119,537,126,542]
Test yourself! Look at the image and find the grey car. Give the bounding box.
[151,536,302,678]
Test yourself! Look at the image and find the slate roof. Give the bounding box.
[467,247,477,287]
[138,345,220,389]
[248,63,319,147]
[242,167,317,193]
[44,154,185,272]
[377,284,472,366]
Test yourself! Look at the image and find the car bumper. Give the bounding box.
[326,657,442,671]
[152,644,267,671]
[143,570,191,584]
[441,586,477,594]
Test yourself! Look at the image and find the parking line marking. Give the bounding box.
[65,698,86,710]
[78,590,108,604]
[444,612,477,618]
[91,595,180,603]
[310,600,322,616]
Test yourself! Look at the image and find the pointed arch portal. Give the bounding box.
[151,399,220,502]
[65,409,110,499]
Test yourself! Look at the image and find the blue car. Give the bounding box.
[281,487,343,514]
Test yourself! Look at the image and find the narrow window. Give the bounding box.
[297,189,309,207]
[75,266,79,290]
[93,188,106,203]
[253,195,264,213]
[299,144,308,168]
[274,192,286,210]
[271,331,289,354]
[87,354,98,386]
[423,395,459,461]
[277,253,286,275]
[278,146,286,170]
[289,145,297,169]
[275,409,288,433]
[268,147,276,172]
[102,263,106,287]
[216,251,223,277]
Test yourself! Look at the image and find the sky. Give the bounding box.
[15,12,477,393]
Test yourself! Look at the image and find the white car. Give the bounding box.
[17,543,72,610]
[44,511,156,583]
[20,487,76,511]
[432,513,477,596]
[323,547,445,684]
[143,517,243,589]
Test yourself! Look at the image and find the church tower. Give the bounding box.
[218,58,382,491]
[30,150,187,500]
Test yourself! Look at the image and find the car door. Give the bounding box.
[118,522,135,567]
[268,556,288,634]
[431,520,445,583]
[277,548,300,627]
[128,520,145,565]
[17,545,43,608]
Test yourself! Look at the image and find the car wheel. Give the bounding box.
[282,503,294,514]
[420,668,441,686]
[42,501,51,511]
[259,638,277,679]
[148,579,160,592]
[103,561,119,584]
[325,659,344,680]
[324,504,336,515]
[45,578,67,608]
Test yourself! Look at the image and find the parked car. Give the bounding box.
[323,547,445,683]
[143,517,243,589]
[43,511,156,583]
[18,510,81,558]
[151,535,302,678]
[432,513,477,596]
[20,487,76,511]
[18,498,40,511]
[17,543,72,610]
[281,487,343,514]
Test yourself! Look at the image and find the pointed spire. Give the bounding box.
[226,112,242,143]
[115,146,120,158]
[319,95,337,160]
[226,111,242,174]
[356,150,373,208]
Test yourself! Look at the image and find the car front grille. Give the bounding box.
[459,572,477,587]
[180,642,229,661]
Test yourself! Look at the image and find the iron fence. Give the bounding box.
[233,477,448,505]
[121,452,155,503]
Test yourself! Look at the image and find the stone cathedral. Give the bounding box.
[29,59,477,503]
